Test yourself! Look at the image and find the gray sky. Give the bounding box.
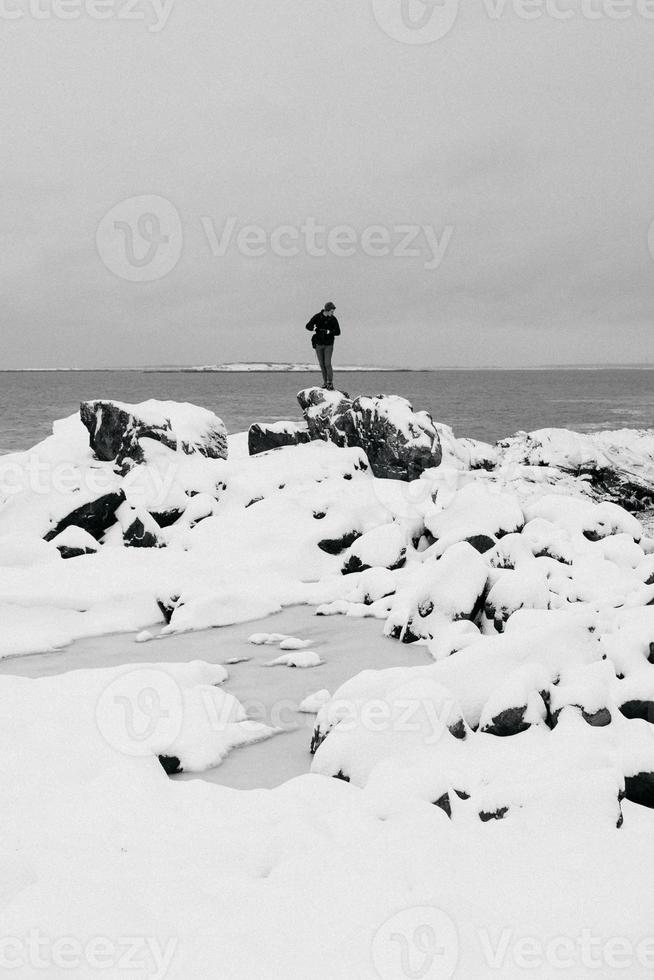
[3,0,654,368]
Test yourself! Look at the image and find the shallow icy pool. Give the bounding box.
[0,606,432,789]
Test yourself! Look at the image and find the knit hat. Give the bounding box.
[324,301,336,311]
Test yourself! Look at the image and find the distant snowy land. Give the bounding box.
[183,362,403,372]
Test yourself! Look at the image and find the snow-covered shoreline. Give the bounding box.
[3,388,654,978]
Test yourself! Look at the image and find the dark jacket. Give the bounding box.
[306,311,341,348]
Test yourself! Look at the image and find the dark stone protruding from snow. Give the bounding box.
[318,530,361,555]
[433,792,452,818]
[44,490,126,543]
[80,399,228,470]
[58,545,94,560]
[150,509,184,528]
[624,772,654,809]
[482,705,533,738]
[479,807,509,822]
[123,515,162,549]
[297,388,442,480]
[551,704,612,728]
[465,534,497,555]
[619,700,654,723]
[248,421,311,456]
[157,596,180,625]
[158,755,182,775]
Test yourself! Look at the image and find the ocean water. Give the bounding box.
[1,369,653,455]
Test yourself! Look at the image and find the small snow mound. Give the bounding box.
[279,636,312,650]
[248,632,290,646]
[299,690,331,713]
[266,650,323,668]
[135,630,154,643]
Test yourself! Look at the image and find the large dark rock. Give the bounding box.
[44,490,125,543]
[80,399,228,470]
[297,388,442,480]
[248,421,311,456]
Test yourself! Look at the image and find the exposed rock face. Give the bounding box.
[122,513,162,549]
[248,421,311,456]
[481,705,533,738]
[297,388,442,480]
[317,530,361,555]
[619,699,654,723]
[496,428,654,513]
[44,490,126,542]
[80,399,228,470]
[624,772,654,808]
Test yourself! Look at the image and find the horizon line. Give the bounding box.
[3,363,654,372]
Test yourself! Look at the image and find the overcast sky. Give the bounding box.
[3,0,654,368]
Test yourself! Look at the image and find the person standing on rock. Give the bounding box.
[306,301,340,390]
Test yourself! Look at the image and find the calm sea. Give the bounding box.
[1,369,653,455]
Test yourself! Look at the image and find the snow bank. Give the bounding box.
[3,399,654,976]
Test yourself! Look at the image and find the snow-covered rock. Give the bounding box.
[248,420,311,456]
[80,398,228,469]
[384,542,489,642]
[49,524,99,559]
[341,522,407,575]
[297,387,441,480]
[425,482,524,546]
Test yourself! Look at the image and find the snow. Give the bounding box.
[341,522,406,572]
[278,636,312,650]
[266,650,323,668]
[4,396,654,976]
[299,689,331,713]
